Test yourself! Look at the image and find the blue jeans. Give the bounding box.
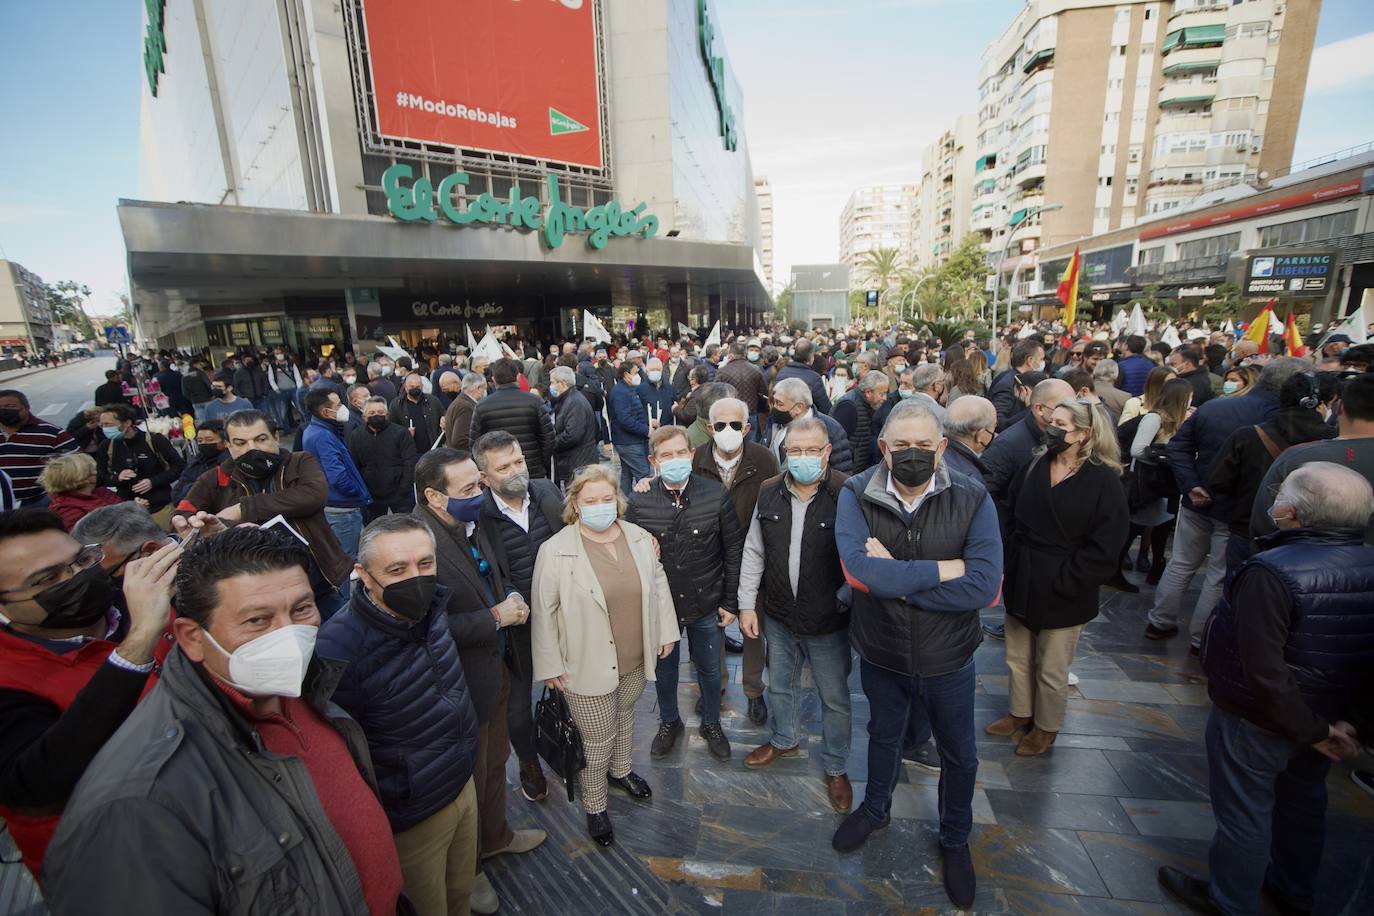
[1205,706,1330,914]
[316,579,350,620]
[324,506,363,560]
[859,657,978,847]
[270,388,297,431]
[615,439,650,495]
[655,612,723,727]
[765,617,852,775]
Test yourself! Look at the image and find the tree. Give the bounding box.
[773,284,793,324]
[859,246,906,291]
[902,237,992,324]
[44,281,96,339]
[1195,283,1246,327]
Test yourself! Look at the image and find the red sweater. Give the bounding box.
[222,686,403,915]
[48,488,124,531]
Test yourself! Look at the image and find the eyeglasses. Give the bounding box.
[783,447,827,459]
[711,421,744,432]
[0,543,104,597]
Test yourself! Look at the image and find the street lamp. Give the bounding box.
[901,274,937,325]
[877,286,901,325]
[989,203,1062,330]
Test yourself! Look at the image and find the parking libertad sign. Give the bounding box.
[360,0,604,169]
[381,164,659,251]
[1242,250,1335,297]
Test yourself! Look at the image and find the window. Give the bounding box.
[1109,78,1124,89]
[1138,246,1164,265]
[1099,175,1114,186]
[1116,8,1131,21]
[1105,111,1120,123]
[1102,144,1118,155]
[1263,65,1275,80]
[1177,232,1241,260]
[1094,207,1112,219]
[1144,7,1152,18]
[1258,210,1357,247]
[1240,21,1269,38]
[1128,144,1142,163]
[1116,45,1128,56]
[1140,43,1154,55]
[1126,177,1140,195]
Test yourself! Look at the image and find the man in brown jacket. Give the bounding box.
[443,371,487,450]
[716,339,767,438]
[173,409,352,617]
[691,395,778,725]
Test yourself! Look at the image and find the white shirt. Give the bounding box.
[495,492,532,532]
[886,473,935,516]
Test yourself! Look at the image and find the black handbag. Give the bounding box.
[535,687,586,802]
[1125,445,1179,511]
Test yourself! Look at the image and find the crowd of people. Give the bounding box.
[0,314,1370,914]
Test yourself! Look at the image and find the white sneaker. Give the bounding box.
[1067,671,1079,687]
[471,871,499,914]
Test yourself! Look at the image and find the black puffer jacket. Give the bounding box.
[348,419,417,504]
[469,386,555,478]
[626,475,744,624]
[551,388,599,485]
[480,480,566,601]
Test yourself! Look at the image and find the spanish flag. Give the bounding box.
[1283,310,1307,357]
[1057,246,1081,331]
[1242,300,1276,354]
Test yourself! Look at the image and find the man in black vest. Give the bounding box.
[471,431,565,806]
[829,400,1002,910]
[832,368,889,472]
[1160,463,1370,916]
[737,417,853,812]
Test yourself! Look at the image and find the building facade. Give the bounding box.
[128,0,769,355]
[0,261,55,357]
[839,183,919,285]
[755,175,775,290]
[914,115,977,270]
[790,264,850,329]
[973,0,1319,293]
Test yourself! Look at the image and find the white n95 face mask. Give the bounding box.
[202,624,318,698]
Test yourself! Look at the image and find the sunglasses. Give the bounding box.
[711,421,744,432]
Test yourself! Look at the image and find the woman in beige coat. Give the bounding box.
[530,464,678,848]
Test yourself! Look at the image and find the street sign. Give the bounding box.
[866,290,879,306]
[1241,250,1334,298]
[104,325,132,344]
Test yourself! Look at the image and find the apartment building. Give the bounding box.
[972,0,1319,290]
[755,175,775,290]
[839,183,919,284]
[913,115,977,269]
[0,261,55,356]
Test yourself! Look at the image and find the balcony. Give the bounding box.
[1126,253,1229,285]
[1022,47,1054,75]
[1159,78,1216,108]
[1162,46,1221,77]
[1167,2,1229,29]
[1162,23,1226,54]
[1013,161,1047,188]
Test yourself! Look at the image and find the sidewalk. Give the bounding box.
[0,357,99,386]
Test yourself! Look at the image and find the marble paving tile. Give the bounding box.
[1161,684,1210,706]
[1052,733,1134,752]
[696,804,838,871]
[984,789,1137,834]
[996,888,1181,914]
[1315,812,1374,913]
[1102,750,1210,802]
[1071,679,1182,705]
[605,793,702,857]
[1117,798,1216,840]
[888,783,998,825]
[901,757,1013,790]
[1106,652,1207,685]
[640,855,763,891]
[1057,699,1189,741]
[1076,832,1209,903]
[996,747,1133,796]
[684,767,836,814]
[720,889,849,914]
[978,674,1010,696]
[967,823,1110,897]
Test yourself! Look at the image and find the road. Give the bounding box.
[3,354,119,427]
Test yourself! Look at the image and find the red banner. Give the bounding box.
[1138,179,1361,241]
[361,0,604,169]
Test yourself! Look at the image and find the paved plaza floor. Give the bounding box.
[4,585,1372,914]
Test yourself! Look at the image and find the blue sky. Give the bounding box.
[0,0,1371,313]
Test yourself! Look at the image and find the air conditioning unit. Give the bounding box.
[1251,143,1262,153]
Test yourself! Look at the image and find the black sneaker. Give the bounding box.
[981,622,1005,640]
[1157,866,1219,914]
[831,808,889,852]
[651,719,684,758]
[901,740,941,773]
[700,721,731,760]
[941,844,976,908]
[747,695,768,726]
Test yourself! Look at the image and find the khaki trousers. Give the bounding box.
[1004,616,1083,733]
[472,665,514,860]
[564,665,647,814]
[392,778,478,916]
[718,615,766,699]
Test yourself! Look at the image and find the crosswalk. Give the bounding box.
[36,403,66,419]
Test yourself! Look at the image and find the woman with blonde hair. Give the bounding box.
[1221,364,1258,397]
[39,452,122,531]
[1118,365,1177,425]
[945,348,988,403]
[986,400,1129,756]
[1116,378,1194,586]
[530,463,679,847]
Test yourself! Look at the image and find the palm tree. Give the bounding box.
[859,247,908,322]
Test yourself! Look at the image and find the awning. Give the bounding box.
[1162,58,1220,76]
[975,154,993,172]
[1022,48,1054,73]
[1161,94,1215,107]
[1009,208,1029,225]
[1183,24,1227,45]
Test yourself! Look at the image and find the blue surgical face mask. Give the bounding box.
[658,457,692,485]
[787,455,824,485]
[1222,381,1240,395]
[579,503,618,532]
[898,389,916,399]
[648,370,663,383]
[101,425,122,440]
[445,492,486,523]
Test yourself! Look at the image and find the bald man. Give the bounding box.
[941,397,997,486]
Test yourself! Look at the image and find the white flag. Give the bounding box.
[704,321,721,348]
[472,332,505,365]
[1318,301,1370,346]
[1110,309,1128,335]
[1161,324,1182,348]
[377,336,409,362]
[1126,303,1147,337]
[1223,319,1236,335]
[465,324,478,351]
[1016,322,1038,339]
[582,310,612,344]
[677,321,697,339]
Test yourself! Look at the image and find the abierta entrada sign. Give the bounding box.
[382,164,659,251]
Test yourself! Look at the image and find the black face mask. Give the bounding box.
[212,388,227,399]
[888,447,938,489]
[380,574,437,621]
[0,408,25,427]
[197,443,222,462]
[30,564,115,629]
[237,448,282,479]
[770,407,795,427]
[1044,425,1073,455]
[407,389,423,401]
[366,415,389,431]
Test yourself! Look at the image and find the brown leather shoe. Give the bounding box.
[985,714,1033,737]
[826,774,853,813]
[744,742,799,769]
[1015,726,1058,757]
